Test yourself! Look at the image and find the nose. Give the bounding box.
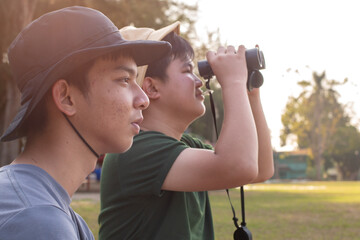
[134,85,150,110]
[195,75,203,87]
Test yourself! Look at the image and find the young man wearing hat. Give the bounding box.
[0,6,171,240]
[99,22,274,239]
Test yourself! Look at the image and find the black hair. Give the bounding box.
[145,32,194,81]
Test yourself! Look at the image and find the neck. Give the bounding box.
[140,105,194,140]
[13,126,98,197]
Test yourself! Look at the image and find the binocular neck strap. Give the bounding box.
[62,113,100,159]
[205,78,248,230]
[205,80,219,139]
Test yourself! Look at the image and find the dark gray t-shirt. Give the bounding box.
[0,164,94,240]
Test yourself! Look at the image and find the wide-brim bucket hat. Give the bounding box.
[120,21,180,87]
[1,6,171,141]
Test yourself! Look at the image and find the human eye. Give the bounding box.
[116,76,130,84]
[183,60,195,73]
[183,66,193,73]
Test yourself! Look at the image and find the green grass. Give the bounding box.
[71,182,360,240]
[71,199,100,238]
[210,182,360,240]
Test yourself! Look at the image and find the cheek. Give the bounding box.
[92,83,134,123]
[172,76,194,90]
[115,101,132,117]
[108,94,133,121]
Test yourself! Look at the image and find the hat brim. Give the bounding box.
[120,21,181,86]
[1,39,171,141]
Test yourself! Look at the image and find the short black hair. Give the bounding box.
[145,32,194,81]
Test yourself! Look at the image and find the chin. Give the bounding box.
[120,139,134,153]
[197,104,206,117]
[190,107,206,123]
[105,139,133,154]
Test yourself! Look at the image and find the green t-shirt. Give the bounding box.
[99,131,214,240]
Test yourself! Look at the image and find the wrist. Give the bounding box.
[220,79,247,91]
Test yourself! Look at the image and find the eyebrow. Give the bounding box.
[183,60,194,68]
[113,65,137,76]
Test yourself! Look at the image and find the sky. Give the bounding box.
[183,0,360,151]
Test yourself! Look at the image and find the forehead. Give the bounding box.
[89,55,137,76]
[171,56,194,68]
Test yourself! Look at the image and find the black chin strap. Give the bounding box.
[62,113,99,159]
[205,78,248,231]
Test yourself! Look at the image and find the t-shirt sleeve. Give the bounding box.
[0,206,81,240]
[181,133,214,150]
[106,131,189,197]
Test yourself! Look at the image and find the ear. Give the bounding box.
[142,77,161,100]
[52,79,77,116]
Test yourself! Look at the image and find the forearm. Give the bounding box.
[214,82,258,176]
[205,45,259,184]
[248,90,274,182]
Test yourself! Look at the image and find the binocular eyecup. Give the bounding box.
[197,47,266,91]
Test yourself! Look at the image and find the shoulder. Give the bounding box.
[0,205,79,240]
[0,164,70,208]
[102,131,197,189]
[106,131,188,162]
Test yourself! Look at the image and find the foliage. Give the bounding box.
[323,125,360,180]
[0,0,37,166]
[32,0,198,39]
[0,0,38,121]
[280,71,359,180]
[281,72,348,148]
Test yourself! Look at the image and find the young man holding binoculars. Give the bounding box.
[99,22,274,240]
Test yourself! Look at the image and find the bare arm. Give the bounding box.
[248,88,274,183]
[162,45,259,191]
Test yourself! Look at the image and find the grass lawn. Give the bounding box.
[71,181,360,240]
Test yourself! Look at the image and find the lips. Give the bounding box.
[131,117,143,134]
[133,117,143,125]
[196,89,204,99]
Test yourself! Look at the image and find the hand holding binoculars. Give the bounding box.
[197,47,266,91]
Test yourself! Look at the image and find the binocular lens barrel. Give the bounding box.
[197,47,266,91]
[198,60,213,79]
[245,48,265,70]
[197,47,265,79]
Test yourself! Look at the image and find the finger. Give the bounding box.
[206,50,216,60]
[226,45,236,54]
[237,45,246,55]
[217,46,226,54]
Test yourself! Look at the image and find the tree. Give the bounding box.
[0,0,38,167]
[323,125,360,180]
[280,71,349,180]
[0,0,199,166]
[32,0,198,39]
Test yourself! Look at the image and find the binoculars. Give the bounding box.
[197,47,266,91]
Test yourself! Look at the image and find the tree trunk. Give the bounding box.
[311,144,324,180]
